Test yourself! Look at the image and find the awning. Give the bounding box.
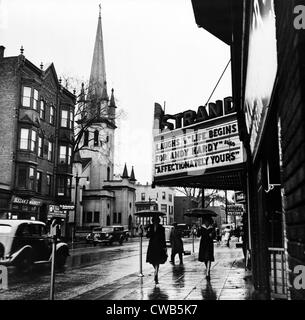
[153,163,246,191]
[191,0,232,45]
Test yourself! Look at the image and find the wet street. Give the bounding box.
[0,238,253,300]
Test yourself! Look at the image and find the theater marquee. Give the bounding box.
[152,97,246,188]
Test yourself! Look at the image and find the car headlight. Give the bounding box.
[105,233,109,237]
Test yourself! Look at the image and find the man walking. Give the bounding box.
[169,223,184,265]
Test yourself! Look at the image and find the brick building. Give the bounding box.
[191,0,305,299]
[0,46,76,229]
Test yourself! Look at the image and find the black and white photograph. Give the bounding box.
[0,0,305,309]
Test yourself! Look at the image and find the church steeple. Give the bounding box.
[88,4,107,101]
[121,163,129,179]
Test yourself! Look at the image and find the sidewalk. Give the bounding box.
[72,247,255,300]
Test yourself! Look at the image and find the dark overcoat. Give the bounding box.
[170,228,184,255]
[146,223,167,265]
[198,225,216,262]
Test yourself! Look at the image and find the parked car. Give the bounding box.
[176,223,191,237]
[0,219,69,273]
[90,225,127,246]
[164,225,174,247]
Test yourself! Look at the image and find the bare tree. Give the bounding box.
[176,187,229,208]
[60,75,124,163]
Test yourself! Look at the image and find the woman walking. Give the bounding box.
[146,216,167,284]
[198,216,216,281]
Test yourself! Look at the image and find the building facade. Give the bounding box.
[191,0,305,300]
[135,183,175,225]
[0,45,75,230]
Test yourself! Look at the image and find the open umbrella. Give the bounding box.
[184,208,218,217]
[184,208,217,255]
[135,210,166,218]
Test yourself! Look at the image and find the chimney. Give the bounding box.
[0,46,5,60]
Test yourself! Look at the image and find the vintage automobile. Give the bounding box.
[176,223,192,238]
[0,219,69,272]
[90,225,127,246]
[164,225,174,247]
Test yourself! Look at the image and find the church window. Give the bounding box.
[94,212,100,223]
[83,130,89,146]
[106,215,110,226]
[86,212,93,223]
[118,213,122,224]
[107,167,110,181]
[141,193,145,201]
[113,212,117,224]
[94,130,99,146]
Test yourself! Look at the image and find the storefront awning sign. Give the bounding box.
[153,97,245,181]
[12,196,42,206]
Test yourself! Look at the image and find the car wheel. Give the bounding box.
[55,252,68,268]
[16,253,33,274]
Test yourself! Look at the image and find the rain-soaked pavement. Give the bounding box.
[0,238,254,300]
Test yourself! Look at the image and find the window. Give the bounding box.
[19,128,36,152]
[57,176,71,197]
[86,212,93,223]
[113,212,117,224]
[48,142,53,161]
[107,167,110,181]
[17,167,27,188]
[36,171,42,193]
[20,128,29,149]
[33,89,39,110]
[169,194,172,202]
[29,167,35,190]
[118,213,122,224]
[59,146,67,164]
[49,105,55,125]
[59,145,72,164]
[61,110,68,127]
[94,212,100,223]
[83,130,89,146]
[161,204,167,213]
[22,87,31,107]
[66,177,71,197]
[141,193,145,201]
[38,137,43,157]
[70,111,74,129]
[162,192,166,200]
[47,174,52,196]
[94,130,99,146]
[40,100,45,119]
[57,176,65,196]
[30,130,36,152]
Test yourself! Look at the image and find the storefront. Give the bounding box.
[191,0,305,299]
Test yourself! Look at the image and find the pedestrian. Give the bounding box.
[146,216,168,284]
[169,223,184,265]
[224,227,231,248]
[215,227,221,246]
[198,216,216,281]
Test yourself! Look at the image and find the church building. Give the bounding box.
[71,7,136,238]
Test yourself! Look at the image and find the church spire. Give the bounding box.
[88,4,107,101]
[121,163,129,179]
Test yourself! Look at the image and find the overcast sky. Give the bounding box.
[0,0,232,184]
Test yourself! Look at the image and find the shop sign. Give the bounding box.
[235,191,246,203]
[227,204,244,216]
[12,196,41,207]
[59,204,75,210]
[48,205,66,219]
